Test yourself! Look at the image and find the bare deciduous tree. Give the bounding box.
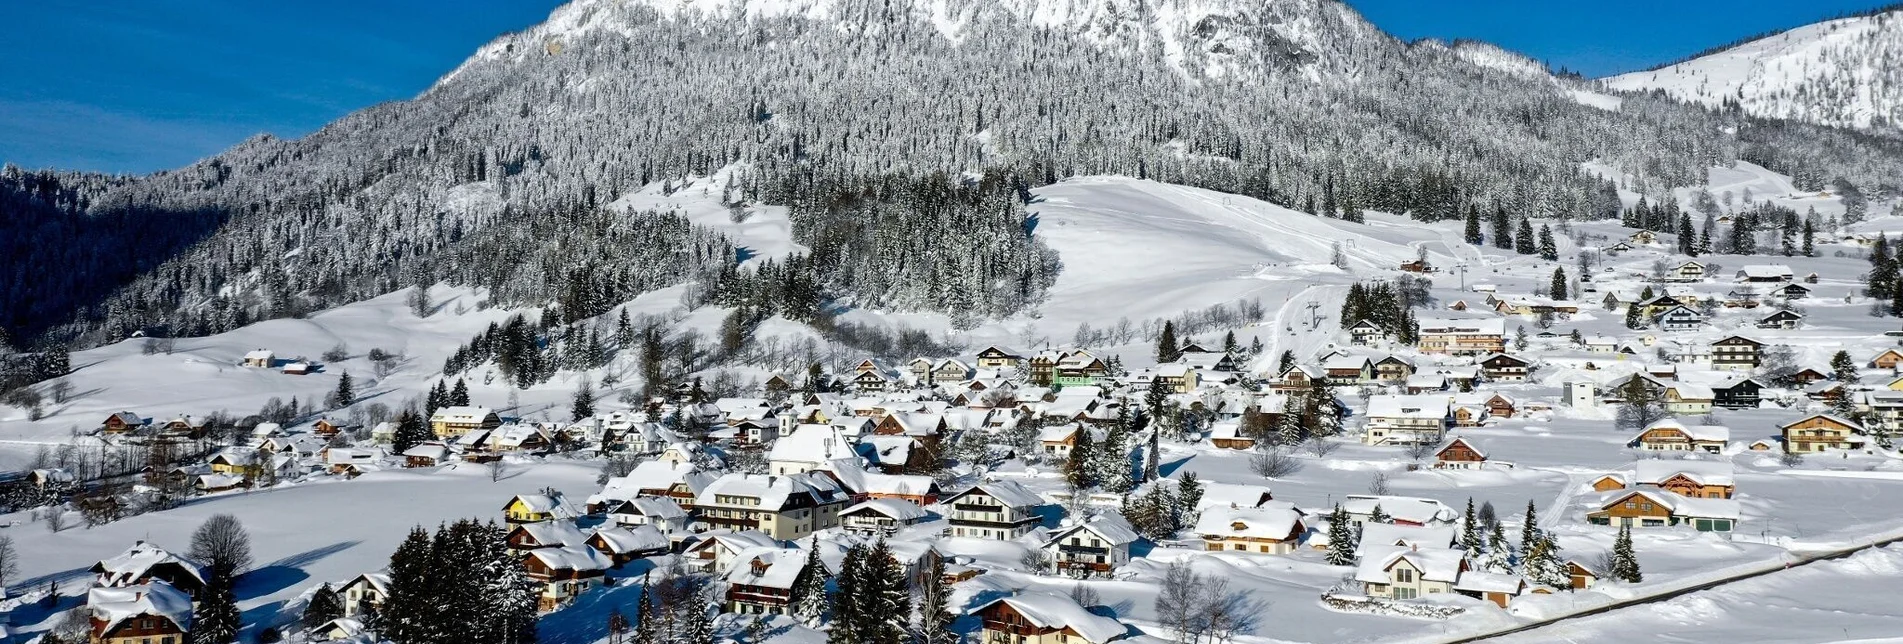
[0,534,18,588]
[1303,437,1341,458]
[1404,440,1437,462]
[1367,471,1392,495]
[1248,448,1302,479]
[189,514,254,580]
[1155,559,1266,644]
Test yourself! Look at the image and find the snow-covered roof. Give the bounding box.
[861,473,935,496]
[768,424,859,465]
[244,349,274,360]
[1666,383,1715,400]
[1194,482,1275,510]
[695,473,845,511]
[1355,545,1467,585]
[841,498,929,522]
[975,593,1126,644]
[401,443,451,460]
[506,493,580,519]
[1356,523,1457,556]
[1737,264,1794,279]
[1633,459,1735,487]
[1193,505,1304,540]
[88,582,193,634]
[589,524,669,554]
[92,542,205,587]
[527,545,612,572]
[726,547,809,590]
[1453,571,1526,595]
[1342,495,1458,525]
[1416,317,1506,336]
[1600,489,1741,520]
[1047,513,1141,547]
[429,406,494,423]
[945,479,1045,509]
[591,461,716,505]
[609,496,688,520]
[512,519,590,548]
[1366,395,1452,419]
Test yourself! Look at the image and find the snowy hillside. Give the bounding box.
[1602,8,1903,132]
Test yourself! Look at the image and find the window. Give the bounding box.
[1393,587,1418,600]
[1395,568,1415,583]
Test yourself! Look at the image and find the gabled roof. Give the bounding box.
[1193,505,1304,540]
[589,525,669,554]
[1046,513,1142,547]
[973,593,1126,644]
[526,545,612,572]
[91,543,206,587]
[841,498,929,522]
[1437,436,1487,459]
[1342,495,1458,525]
[88,582,193,634]
[944,479,1045,508]
[1778,414,1863,432]
[505,493,580,518]
[726,547,810,590]
[511,519,590,549]
[1356,523,1457,556]
[1355,545,1466,585]
[1633,460,1735,487]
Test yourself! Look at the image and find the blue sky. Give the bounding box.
[0,1,1891,174]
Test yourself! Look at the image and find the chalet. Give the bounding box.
[401,442,451,468]
[725,548,817,616]
[1134,364,1199,394]
[1322,356,1375,384]
[1272,365,1325,392]
[486,424,554,453]
[585,525,670,567]
[1780,283,1812,299]
[337,573,389,619]
[1661,383,1715,415]
[91,542,206,599]
[506,519,590,555]
[860,472,941,505]
[1355,523,1457,557]
[1194,505,1306,555]
[1789,366,1829,386]
[1653,306,1705,332]
[312,418,350,437]
[1374,356,1415,382]
[682,531,781,574]
[1362,395,1452,446]
[1779,414,1864,454]
[974,593,1127,644]
[1399,259,1434,273]
[101,411,147,435]
[156,416,207,437]
[1450,405,1488,428]
[931,359,974,385]
[1710,336,1763,370]
[852,369,894,392]
[1600,290,1641,312]
[1736,264,1795,283]
[1028,352,1060,386]
[1665,260,1706,282]
[1415,317,1507,356]
[1404,373,1447,394]
[193,474,246,493]
[975,346,1025,370]
[282,362,312,375]
[1712,378,1763,409]
[1038,424,1094,459]
[1356,545,1467,601]
[1347,320,1387,345]
[1433,436,1488,469]
[1478,353,1532,382]
[428,406,500,438]
[602,497,691,535]
[87,582,193,644]
[522,546,611,611]
[1567,560,1601,590]
[1628,230,1658,244]
[695,473,849,540]
[1587,489,1739,532]
[1341,495,1458,527]
[1756,310,1803,330]
[1041,514,1141,575]
[1806,381,1846,402]
[242,349,275,368]
[503,492,581,524]
[1629,295,1682,320]
[1871,348,1903,370]
[1623,460,1736,499]
[840,498,930,537]
[1630,417,1727,451]
[944,480,1046,540]
[1053,351,1110,387]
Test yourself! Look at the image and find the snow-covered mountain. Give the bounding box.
[1601,7,1903,133]
[4,0,1901,349]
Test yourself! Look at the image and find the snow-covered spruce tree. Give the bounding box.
[303,583,345,631]
[1093,422,1132,493]
[1550,268,1568,301]
[1514,218,1537,255]
[1275,394,1304,446]
[792,542,829,628]
[861,540,910,644]
[1460,498,1483,561]
[191,579,241,644]
[329,372,354,409]
[1176,472,1204,521]
[1482,522,1514,574]
[391,409,432,455]
[1537,225,1558,261]
[1463,205,1483,245]
[450,379,470,406]
[1156,321,1181,364]
[476,521,541,644]
[1611,525,1642,583]
[1520,500,1541,555]
[1831,350,1860,384]
[572,375,596,421]
[381,527,437,644]
[1490,207,1514,250]
[828,544,866,644]
[1325,505,1357,566]
[914,554,956,644]
[1064,427,1096,490]
[1523,534,1569,589]
[1367,504,1390,525]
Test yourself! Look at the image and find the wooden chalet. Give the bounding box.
[1433,436,1488,469]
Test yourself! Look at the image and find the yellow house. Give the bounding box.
[504,493,578,524]
[430,406,501,438]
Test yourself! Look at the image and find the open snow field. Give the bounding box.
[6,162,1903,643]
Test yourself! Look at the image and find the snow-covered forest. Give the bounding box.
[2,0,1900,352]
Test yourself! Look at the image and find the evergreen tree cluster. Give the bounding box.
[0,348,71,394]
[828,540,910,644]
[381,520,540,644]
[1339,282,1417,344]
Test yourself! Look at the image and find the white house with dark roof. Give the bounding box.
[944,480,1046,540]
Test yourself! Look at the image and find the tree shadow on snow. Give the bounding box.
[535,579,649,644]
